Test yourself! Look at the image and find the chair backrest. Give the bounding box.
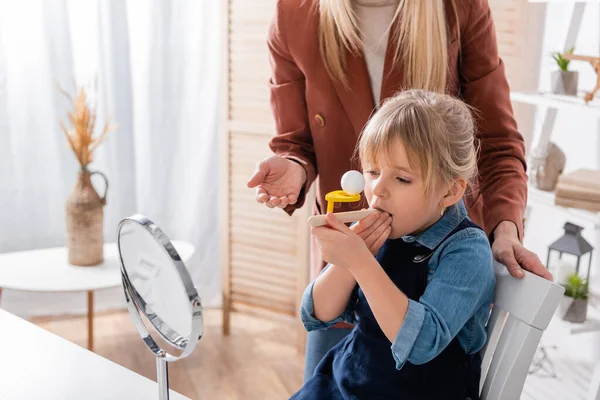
[479,261,564,400]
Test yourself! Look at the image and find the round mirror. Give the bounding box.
[117,214,202,400]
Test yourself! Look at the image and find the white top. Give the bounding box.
[0,308,190,400]
[353,0,398,104]
[0,241,195,292]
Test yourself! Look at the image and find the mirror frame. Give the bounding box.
[117,214,203,362]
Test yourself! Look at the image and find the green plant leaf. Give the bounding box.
[564,273,589,299]
[552,50,572,71]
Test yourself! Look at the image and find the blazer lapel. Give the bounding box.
[331,49,375,138]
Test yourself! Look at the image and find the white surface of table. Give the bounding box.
[0,241,195,292]
[0,308,190,400]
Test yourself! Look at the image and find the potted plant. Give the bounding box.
[551,47,578,96]
[559,273,589,323]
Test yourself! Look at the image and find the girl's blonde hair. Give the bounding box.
[318,0,459,92]
[358,90,478,198]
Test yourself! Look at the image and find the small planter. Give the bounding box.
[551,71,578,96]
[559,295,587,323]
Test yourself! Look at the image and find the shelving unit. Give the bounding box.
[510,91,600,116]
[514,3,600,399]
[516,92,600,230]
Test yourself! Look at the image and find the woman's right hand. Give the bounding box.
[247,155,307,209]
[350,210,392,255]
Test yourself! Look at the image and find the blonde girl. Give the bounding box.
[291,90,494,399]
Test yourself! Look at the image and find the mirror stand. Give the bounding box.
[157,350,169,400]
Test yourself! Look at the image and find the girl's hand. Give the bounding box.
[350,210,391,256]
[311,213,373,269]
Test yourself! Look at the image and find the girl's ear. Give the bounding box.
[441,178,467,209]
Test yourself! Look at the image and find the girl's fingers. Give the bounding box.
[311,224,343,242]
[363,214,391,245]
[352,212,379,234]
[370,226,391,254]
[356,211,388,238]
[325,212,353,234]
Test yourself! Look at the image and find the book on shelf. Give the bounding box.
[557,169,600,193]
[555,180,600,203]
[555,196,600,213]
[553,169,600,213]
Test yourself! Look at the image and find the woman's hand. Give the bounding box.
[350,210,392,256]
[311,213,374,269]
[247,155,307,209]
[492,221,553,281]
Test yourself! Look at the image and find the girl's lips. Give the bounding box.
[371,206,392,216]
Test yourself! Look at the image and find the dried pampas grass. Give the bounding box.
[57,83,118,169]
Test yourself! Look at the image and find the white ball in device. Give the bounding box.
[341,170,365,195]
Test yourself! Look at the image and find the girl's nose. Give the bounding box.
[371,177,387,197]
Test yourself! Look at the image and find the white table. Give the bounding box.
[0,241,195,351]
[0,308,190,399]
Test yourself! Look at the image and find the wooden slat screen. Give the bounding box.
[490,0,527,85]
[221,0,311,337]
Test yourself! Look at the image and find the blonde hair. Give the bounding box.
[318,0,459,92]
[358,90,478,198]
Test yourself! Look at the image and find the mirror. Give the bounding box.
[117,214,202,400]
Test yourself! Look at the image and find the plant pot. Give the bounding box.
[65,169,109,266]
[551,71,578,96]
[559,296,587,323]
[528,142,566,192]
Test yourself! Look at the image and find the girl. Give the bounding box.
[291,90,495,400]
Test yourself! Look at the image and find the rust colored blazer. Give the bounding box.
[267,0,528,271]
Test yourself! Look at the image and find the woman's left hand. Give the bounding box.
[492,221,553,281]
[311,213,373,269]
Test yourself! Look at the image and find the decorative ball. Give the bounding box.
[341,170,365,195]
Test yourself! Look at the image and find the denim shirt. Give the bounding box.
[300,200,496,369]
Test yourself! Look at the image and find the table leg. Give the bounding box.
[87,291,94,352]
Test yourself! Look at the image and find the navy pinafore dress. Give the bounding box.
[291,219,483,400]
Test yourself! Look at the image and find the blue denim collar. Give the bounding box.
[401,200,467,250]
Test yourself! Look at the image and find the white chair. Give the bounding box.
[480,261,565,400]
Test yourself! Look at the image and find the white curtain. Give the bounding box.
[0,0,221,316]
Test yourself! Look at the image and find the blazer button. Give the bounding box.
[314,114,325,127]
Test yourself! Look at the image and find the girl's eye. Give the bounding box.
[396,177,411,184]
[366,170,379,176]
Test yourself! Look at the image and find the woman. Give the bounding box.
[247,0,552,381]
